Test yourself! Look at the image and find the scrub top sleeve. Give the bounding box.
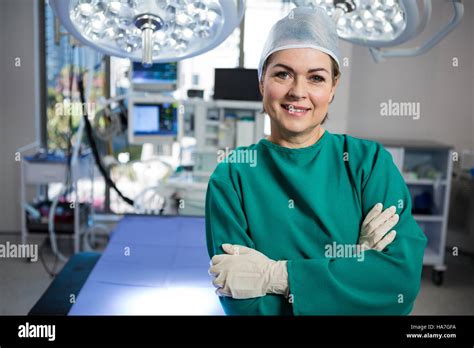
[287,144,428,315]
[205,177,254,258]
[205,177,291,315]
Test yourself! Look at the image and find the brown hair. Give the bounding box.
[260,53,341,125]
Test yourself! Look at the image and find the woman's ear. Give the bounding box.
[329,77,340,104]
[259,79,264,96]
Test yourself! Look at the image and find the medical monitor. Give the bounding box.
[128,99,180,144]
[131,62,178,92]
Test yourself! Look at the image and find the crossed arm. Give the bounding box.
[209,202,398,299]
[205,145,427,315]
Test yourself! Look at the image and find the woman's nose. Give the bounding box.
[287,78,307,99]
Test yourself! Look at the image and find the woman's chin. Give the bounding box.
[280,121,312,134]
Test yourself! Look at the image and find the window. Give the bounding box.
[44,2,106,151]
[178,27,241,100]
[243,0,294,69]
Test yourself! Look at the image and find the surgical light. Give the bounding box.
[50,0,245,66]
[292,0,464,62]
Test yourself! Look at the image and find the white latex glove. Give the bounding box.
[208,244,288,299]
[359,203,399,251]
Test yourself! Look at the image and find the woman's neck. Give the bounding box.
[267,126,325,149]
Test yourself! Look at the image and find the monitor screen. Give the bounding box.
[131,62,178,91]
[133,103,178,137]
[213,68,261,101]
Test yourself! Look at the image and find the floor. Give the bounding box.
[0,232,473,315]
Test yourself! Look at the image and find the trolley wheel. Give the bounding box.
[431,269,444,286]
[26,256,34,263]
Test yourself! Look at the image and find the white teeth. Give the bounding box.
[285,105,306,113]
[284,104,307,113]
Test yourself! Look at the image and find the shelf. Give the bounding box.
[213,99,263,109]
[405,179,447,185]
[423,246,441,265]
[382,141,453,275]
[192,171,213,177]
[195,147,218,153]
[166,181,209,191]
[413,215,444,222]
[23,156,92,184]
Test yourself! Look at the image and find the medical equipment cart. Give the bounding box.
[373,137,454,286]
[18,142,93,256]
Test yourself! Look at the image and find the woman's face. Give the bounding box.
[259,48,339,139]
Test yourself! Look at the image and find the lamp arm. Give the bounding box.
[369,0,463,62]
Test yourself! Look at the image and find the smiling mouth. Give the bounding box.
[281,104,311,115]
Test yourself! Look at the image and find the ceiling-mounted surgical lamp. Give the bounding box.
[292,0,464,62]
[50,0,246,66]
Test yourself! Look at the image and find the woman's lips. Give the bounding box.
[280,104,310,116]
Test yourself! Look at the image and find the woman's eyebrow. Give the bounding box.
[271,63,329,75]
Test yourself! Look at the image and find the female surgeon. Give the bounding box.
[205,6,427,315]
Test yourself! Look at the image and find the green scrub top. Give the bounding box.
[205,129,427,315]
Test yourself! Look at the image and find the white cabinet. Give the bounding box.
[182,99,265,174]
[380,139,454,285]
[190,99,264,150]
[19,149,93,255]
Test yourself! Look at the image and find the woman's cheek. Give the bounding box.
[309,88,332,105]
[264,86,285,114]
[267,83,287,102]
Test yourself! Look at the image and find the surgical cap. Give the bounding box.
[257,6,341,82]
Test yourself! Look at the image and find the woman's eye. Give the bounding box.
[275,71,290,79]
[274,71,324,82]
[311,75,325,82]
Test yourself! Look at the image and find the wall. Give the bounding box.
[0,0,472,233]
[334,0,474,249]
[343,0,473,154]
[0,0,40,233]
[325,39,353,134]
